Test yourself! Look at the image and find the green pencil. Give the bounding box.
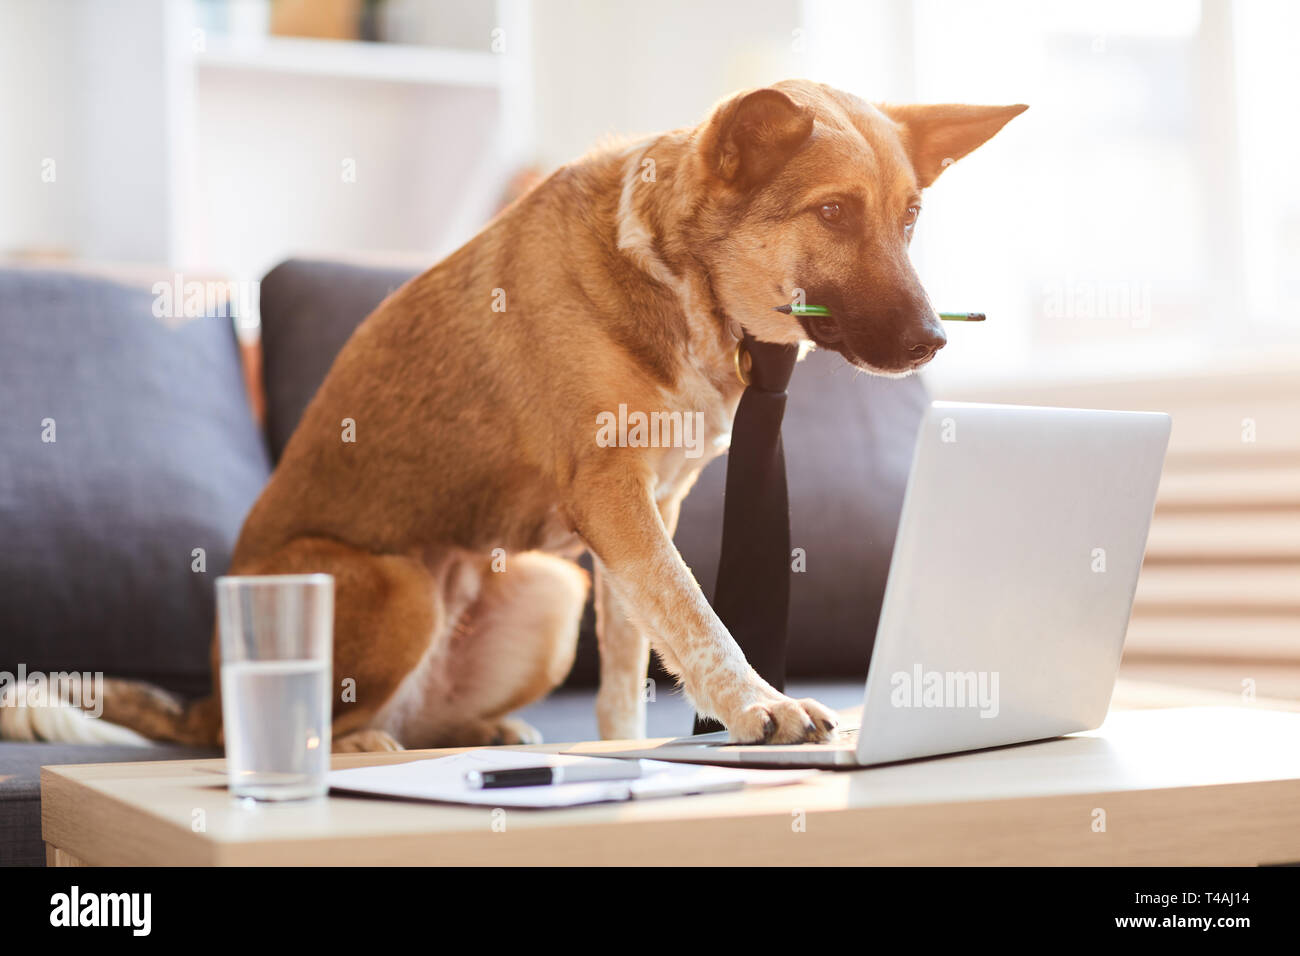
[774,304,985,322]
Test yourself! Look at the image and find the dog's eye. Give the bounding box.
[904,205,921,227]
[818,202,843,224]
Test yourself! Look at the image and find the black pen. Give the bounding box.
[465,760,645,789]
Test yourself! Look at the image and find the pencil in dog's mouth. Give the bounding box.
[773,304,987,322]
[770,304,843,345]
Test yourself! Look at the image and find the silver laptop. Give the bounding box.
[612,400,1171,768]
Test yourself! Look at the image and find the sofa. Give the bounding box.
[0,260,928,865]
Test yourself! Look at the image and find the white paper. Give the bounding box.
[327,749,813,808]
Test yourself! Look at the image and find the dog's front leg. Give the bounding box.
[593,494,686,740]
[572,468,836,744]
[593,559,650,740]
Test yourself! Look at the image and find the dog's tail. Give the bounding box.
[0,676,215,747]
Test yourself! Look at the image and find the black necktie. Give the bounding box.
[693,332,799,734]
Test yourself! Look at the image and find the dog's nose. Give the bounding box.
[907,321,947,360]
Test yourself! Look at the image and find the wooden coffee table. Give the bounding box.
[41,707,1300,866]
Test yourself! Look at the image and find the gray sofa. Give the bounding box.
[0,260,927,865]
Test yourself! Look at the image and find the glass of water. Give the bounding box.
[216,574,333,801]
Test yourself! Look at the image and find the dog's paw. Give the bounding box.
[488,717,543,746]
[727,696,838,744]
[333,728,405,753]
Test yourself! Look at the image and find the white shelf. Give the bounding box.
[197,34,502,89]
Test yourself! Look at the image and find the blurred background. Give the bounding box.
[2,0,1296,702]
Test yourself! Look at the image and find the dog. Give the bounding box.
[15,81,1025,752]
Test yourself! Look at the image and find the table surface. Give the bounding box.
[41,706,1300,866]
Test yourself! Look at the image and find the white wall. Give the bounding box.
[192,70,499,280]
[529,0,803,170]
[1,0,193,264]
[0,0,77,256]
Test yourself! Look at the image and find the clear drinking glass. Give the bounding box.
[216,574,333,801]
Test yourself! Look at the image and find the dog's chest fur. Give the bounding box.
[531,370,737,557]
[614,148,745,507]
[651,363,738,505]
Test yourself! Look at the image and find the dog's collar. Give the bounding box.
[727,318,751,384]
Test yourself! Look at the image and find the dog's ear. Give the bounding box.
[700,88,815,189]
[881,103,1027,188]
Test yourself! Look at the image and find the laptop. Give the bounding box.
[609,400,1171,768]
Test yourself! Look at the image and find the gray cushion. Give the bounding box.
[257,259,927,683]
[0,267,272,696]
[0,741,219,866]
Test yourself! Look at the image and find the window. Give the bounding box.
[801,0,1300,385]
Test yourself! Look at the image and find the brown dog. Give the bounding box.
[83,81,1025,752]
